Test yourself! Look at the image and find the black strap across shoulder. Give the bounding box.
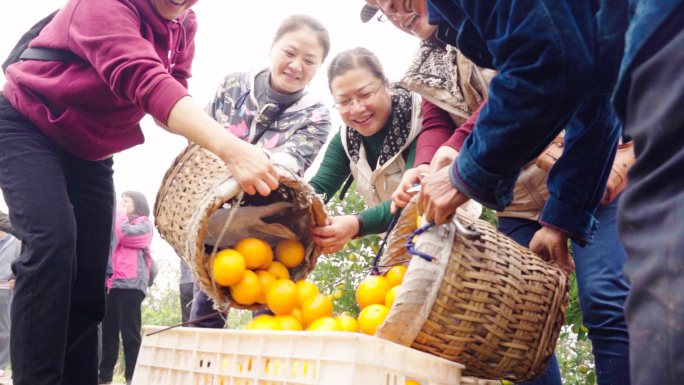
[3,10,190,75]
[19,47,79,62]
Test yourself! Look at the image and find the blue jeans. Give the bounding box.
[498,196,630,385]
[189,283,227,329]
[0,94,115,385]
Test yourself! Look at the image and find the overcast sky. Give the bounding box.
[0,0,419,272]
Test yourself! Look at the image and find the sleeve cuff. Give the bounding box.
[539,196,599,246]
[144,77,191,126]
[449,144,518,211]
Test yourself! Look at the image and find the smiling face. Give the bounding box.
[376,0,427,17]
[150,0,199,21]
[391,12,436,39]
[269,28,325,95]
[330,67,391,137]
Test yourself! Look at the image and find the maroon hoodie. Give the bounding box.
[2,0,197,161]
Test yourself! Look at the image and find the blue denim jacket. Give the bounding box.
[613,0,684,123]
[427,0,628,244]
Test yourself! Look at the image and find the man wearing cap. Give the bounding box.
[0,211,20,378]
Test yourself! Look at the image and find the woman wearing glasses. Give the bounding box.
[309,47,422,253]
[190,14,332,329]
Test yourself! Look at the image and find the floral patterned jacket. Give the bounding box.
[205,69,332,175]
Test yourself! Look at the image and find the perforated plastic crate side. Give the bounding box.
[133,326,463,385]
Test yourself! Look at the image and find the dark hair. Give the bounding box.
[122,191,150,217]
[274,14,331,62]
[327,47,386,89]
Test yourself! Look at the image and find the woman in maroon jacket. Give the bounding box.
[0,1,279,384]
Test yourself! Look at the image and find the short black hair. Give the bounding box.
[327,47,386,89]
[122,191,150,217]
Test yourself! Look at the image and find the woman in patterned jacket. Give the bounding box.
[205,14,333,176]
[190,14,332,328]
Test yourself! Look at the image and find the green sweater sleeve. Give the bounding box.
[308,131,350,203]
[404,137,417,169]
[358,137,418,236]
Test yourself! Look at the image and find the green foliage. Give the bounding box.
[141,257,182,327]
[224,309,252,330]
[310,183,380,318]
[554,271,596,385]
[479,207,498,227]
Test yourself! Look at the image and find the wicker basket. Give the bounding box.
[375,201,569,382]
[154,144,327,311]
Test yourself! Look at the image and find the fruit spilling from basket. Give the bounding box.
[212,238,407,334]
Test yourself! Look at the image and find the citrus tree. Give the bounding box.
[309,182,381,318]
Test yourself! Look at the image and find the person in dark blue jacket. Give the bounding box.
[371,1,629,384]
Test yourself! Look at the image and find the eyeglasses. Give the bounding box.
[333,83,385,113]
[376,11,391,22]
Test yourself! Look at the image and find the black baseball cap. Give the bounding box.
[360,4,380,23]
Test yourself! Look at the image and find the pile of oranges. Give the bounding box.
[213,237,408,335]
[244,278,361,332]
[212,237,305,307]
[213,237,354,332]
[355,265,406,335]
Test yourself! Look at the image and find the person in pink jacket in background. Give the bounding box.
[99,192,153,385]
[0,1,279,384]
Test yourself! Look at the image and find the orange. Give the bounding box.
[274,315,303,331]
[301,293,333,326]
[275,239,305,268]
[290,307,304,325]
[229,270,261,305]
[334,290,343,299]
[386,266,407,287]
[358,304,390,335]
[247,315,282,330]
[235,238,273,270]
[266,261,290,280]
[307,317,342,332]
[295,280,319,308]
[356,276,391,310]
[385,285,401,308]
[335,314,359,333]
[254,270,276,304]
[267,280,299,315]
[406,381,421,385]
[416,215,422,228]
[212,249,246,287]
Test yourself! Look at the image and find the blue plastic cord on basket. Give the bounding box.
[371,207,403,275]
[405,221,436,262]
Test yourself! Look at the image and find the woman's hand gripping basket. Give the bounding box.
[153,144,327,311]
[375,201,569,382]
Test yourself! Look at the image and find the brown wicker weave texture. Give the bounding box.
[382,204,569,382]
[154,144,328,311]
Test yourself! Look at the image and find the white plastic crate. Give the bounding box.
[133,326,464,385]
